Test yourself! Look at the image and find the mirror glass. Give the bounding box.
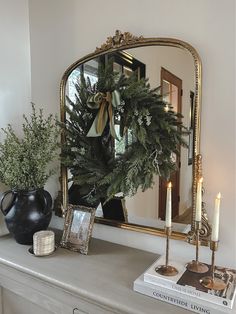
[64,45,195,235]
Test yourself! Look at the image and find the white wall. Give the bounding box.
[29,0,236,268]
[0,0,31,133]
[0,0,31,234]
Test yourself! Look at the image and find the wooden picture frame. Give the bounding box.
[188,128,193,165]
[190,91,195,129]
[60,205,96,254]
[188,91,195,165]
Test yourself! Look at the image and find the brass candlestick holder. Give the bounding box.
[155,226,179,276]
[200,241,227,290]
[186,221,209,273]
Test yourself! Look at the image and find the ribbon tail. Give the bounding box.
[87,109,108,137]
[112,90,121,107]
[109,117,119,141]
[97,102,107,134]
[108,104,119,140]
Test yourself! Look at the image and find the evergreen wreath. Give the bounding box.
[61,59,188,204]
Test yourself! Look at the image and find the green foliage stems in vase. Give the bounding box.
[61,59,188,203]
[0,104,59,191]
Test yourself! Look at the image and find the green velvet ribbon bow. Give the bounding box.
[86,90,120,139]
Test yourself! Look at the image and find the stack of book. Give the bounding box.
[133,256,236,314]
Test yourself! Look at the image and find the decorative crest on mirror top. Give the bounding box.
[95,30,145,52]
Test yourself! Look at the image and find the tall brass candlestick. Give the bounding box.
[200,241,227,290]
[155,227,178,276]
[186,221,209,273]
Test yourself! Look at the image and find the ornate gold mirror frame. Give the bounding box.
[59,30,211,244]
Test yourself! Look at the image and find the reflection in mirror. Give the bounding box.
[64,45,194,234]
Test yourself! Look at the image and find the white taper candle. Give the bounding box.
[195,177,203,222]
[165,182,172,227]
[211,193,221,242]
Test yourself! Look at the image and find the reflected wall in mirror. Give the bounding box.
[60,31,211,243]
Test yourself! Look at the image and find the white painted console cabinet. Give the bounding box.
[0,234,190,314]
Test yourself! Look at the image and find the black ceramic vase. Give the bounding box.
[100,197,126,222]
[68,183,100,208]
[0,189,52,245]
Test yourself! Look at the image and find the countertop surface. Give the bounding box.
[0,233,192,314]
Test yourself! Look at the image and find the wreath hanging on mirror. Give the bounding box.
[61,59,188,204]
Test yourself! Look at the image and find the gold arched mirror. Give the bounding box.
[59,31,210,243]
